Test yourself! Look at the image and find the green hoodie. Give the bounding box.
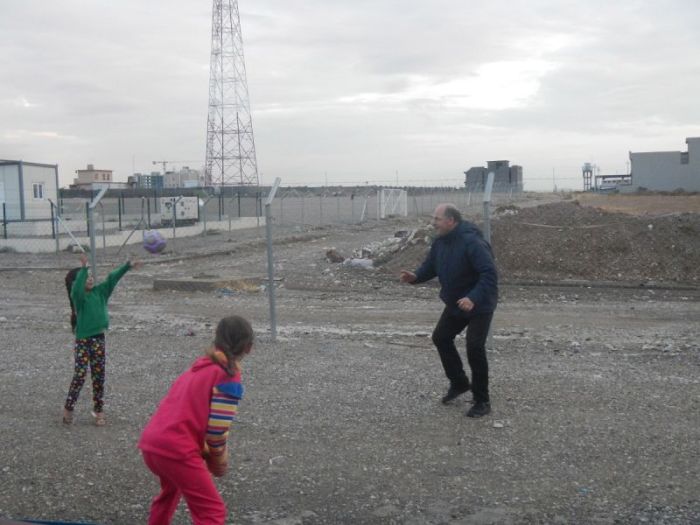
[71,262,131,339]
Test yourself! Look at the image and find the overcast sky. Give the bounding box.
[2,0,699,190]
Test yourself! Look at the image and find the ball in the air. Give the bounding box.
[143,230,167,254]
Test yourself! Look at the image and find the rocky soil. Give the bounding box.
[0,194,698,524]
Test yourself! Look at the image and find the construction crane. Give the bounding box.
[152,160,199,174]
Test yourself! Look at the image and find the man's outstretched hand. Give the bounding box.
[399,270,417,284]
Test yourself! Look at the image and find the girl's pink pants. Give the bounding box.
[142,451,226,525]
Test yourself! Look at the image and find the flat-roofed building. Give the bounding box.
[0,160,59,220]
[73,164,113,189]
[626,137,700,192]
[465,160,523,192]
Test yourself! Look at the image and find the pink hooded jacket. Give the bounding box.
[139,356,243,460]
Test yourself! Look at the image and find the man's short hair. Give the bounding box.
[443,204,462,223]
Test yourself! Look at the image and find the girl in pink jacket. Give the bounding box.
[139,315,254,525]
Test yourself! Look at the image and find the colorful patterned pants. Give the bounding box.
[64,333,106,413]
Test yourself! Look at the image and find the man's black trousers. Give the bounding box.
[431,308,493,404]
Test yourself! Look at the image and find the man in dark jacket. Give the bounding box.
[400,203,498,418]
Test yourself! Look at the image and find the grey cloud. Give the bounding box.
[1,0,699,189]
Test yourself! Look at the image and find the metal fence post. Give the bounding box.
[118,194,123,231]
[256,192,261,228]
[49,198,83,253]
[482,172,495,244]
[280,195,285,225]
[201,197,214,236]
[88,188,108,281]
[49,201,59,252]
[140,197,145,232]
[99,202,106,250]
[172,196,181,252]
[481,172,495,349]
[228,196,237,233]
[264,178,281,341]
[2,203,7,239]
[50,201,56,239]
[88,206,98,281]
[319,194,323,226]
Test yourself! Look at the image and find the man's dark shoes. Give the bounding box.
[466,401,491,418]
[441,383,470,404]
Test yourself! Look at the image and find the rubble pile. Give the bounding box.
[491,201,700,284]
[325,227,433,271]
[375,201,700,285]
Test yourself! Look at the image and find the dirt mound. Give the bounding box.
[378,201,700,285]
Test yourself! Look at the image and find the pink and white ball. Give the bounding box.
[143,230,167,254]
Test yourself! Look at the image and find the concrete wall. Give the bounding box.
[625,137,700,192]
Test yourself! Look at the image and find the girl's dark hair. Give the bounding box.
[65,267,81,332]
[214,315,254,375]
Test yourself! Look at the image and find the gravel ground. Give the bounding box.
[0,197,699,524]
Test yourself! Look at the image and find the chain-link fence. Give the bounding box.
[0,184,525,256]
[0,183,531,338]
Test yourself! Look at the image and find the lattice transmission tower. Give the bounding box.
[205,0,259,187]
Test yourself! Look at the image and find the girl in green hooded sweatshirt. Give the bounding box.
[62,253,141,426]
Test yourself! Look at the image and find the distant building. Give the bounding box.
[163,166,202,188]
[625,137,700,192]
[129,172,164,190]
[583,162,632,192]
[0,160,59,220]
[594,174,632,192]
[73,164,113,188]
[464,160,523,193]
